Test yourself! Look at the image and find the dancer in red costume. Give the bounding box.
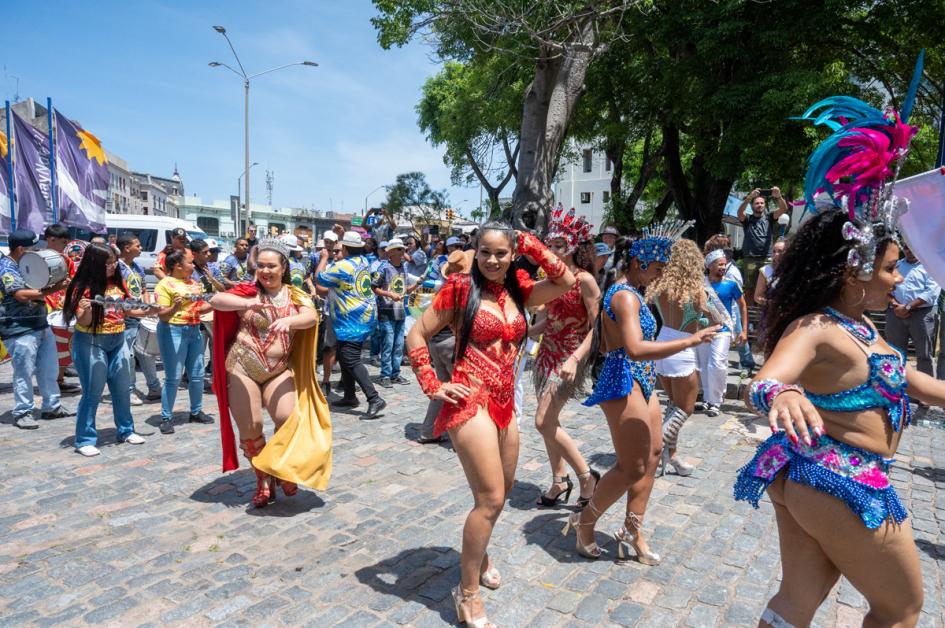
[406,221,575,628]
[211,239,331,509]
[531,207,602,508]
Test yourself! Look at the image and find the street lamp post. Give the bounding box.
[237,161,259,213]
[210,25,317,237]
[364,185,385,217]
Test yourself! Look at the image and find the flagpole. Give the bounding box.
[5,101,14,232]
[47,98,57,224]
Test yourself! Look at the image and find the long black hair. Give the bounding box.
[764,208,895,356]
[455,221,528,360]
[63,243,128,332]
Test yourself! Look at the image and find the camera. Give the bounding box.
[759,188,773,198]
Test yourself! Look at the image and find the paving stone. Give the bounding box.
[609,602,646,627]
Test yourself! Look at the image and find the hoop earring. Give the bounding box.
[841,286,866,308]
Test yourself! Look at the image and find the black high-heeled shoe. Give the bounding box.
[536,475,573,507]
[575,468,601,510]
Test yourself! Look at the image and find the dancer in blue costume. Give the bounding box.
[562,221,718,565]
[735,76,945,627]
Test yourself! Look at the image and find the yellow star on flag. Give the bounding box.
[0,131,7,160]
[76,129,108,166]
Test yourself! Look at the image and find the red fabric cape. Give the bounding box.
[212,282,258,472]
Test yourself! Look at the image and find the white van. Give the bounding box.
[67,215,208,276]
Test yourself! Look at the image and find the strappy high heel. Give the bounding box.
[452,586,496,627]
[479,564,501,590]
[656,449,694,477]
[239,436,275,508]
[614,512,660,566]
[575,468,600,509]
[537,474,573,507]
[561,501,602,559]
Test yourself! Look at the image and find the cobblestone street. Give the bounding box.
[0,359,943,627]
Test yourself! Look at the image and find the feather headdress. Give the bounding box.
[630,218,695,269]
[545,204,593,253]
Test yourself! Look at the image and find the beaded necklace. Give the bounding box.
[823,306,877,346]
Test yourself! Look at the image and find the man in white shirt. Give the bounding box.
[887,244,941,377]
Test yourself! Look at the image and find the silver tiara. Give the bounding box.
[257,237,290,260]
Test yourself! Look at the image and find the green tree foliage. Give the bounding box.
[382,171,449,231]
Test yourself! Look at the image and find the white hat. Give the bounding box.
[600,226,619,236]
[279,233,303,252]
[205,238,220,250]
[385,238,405,251]
[704,249,727,268]
[323,231,339,242]
[341,230,365,248]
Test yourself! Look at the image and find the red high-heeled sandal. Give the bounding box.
[277,479,298,497]
[240,436,275,508]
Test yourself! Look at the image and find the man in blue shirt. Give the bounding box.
[117,234,163,404]
[316,230,386,419]
[887,244,940,378]
[403,235,428,279]
[698,250,749,417]
[219,238,250,288]
[371,238,419,388]
[0,230,72,429]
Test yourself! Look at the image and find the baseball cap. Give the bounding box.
[279,233,303,252]
[594,242,614,257]
[386,238,405,251]
[600,226,619,236]
[446,236,462,247]
[205,238,220,250]
[171,227,188,239]
[323,231,339,242]
[8,229,39,249]
[341,231,365,248]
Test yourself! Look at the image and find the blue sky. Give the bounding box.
[4,1,481,215]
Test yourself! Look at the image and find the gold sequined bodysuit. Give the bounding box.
[225,288,297,384]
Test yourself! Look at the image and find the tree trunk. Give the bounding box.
[508,20,597,231]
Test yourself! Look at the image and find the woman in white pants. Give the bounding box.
[697,250,747,416]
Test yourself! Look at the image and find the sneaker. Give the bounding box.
[705,404,721,417]
[58,381,81,393]
[14,414,38,430]
[119,433,145,445]
[41,407,75,420]
[377,377,393,389]
[694,402,707,412]
[75,445,101,457]
[392,376,410,385]
[159,420,175,435]
[363,398,387,420]
[129,395,144,406]
[145,390,162,401]
[417,434,446,444]
[331,397,360,409]
[188,411,215,424]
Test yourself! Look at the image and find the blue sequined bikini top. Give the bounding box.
[804,328,911,433]
[603,283,656,341]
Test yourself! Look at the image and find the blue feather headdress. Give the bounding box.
[630,219,694,269]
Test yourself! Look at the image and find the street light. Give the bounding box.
[237,162,259,205]
[364,185,386,217]
[209,25,317,237]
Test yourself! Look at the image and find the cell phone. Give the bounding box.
[759,189,773,198]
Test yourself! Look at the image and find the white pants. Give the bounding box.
[697,333,732,405]
[513,338,536,424]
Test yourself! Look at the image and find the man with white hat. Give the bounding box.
[316,230,386,419]
[371,238,419,388]
[278,233,311,290]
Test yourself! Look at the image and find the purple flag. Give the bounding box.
[0,129,11,236]
[54,110,107,232]
[11,109,53,233]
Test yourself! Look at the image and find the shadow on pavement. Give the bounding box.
[402,422,453,449]
[520,511,614,564]
[910,465,945,484]
[354,545,460,624]
[915,538,945,561]
[507,479,545,511]
[190,471,326,515]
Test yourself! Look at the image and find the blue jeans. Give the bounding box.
[370,323,383,359]
[72,331,135,447]
[157,322,204,420]
[733,308,756,369]
[6,327,60,418]
[379,318,405,378]
[123,318,161,394]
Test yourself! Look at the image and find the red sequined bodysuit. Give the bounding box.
[533,276,589,394]
[421,273,532,436]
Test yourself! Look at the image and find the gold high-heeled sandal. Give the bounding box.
[479,563,501,590]
[452,586,495,628]
[614,512,660,565]
[561,501,603,559]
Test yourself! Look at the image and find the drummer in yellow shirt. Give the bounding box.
[154,250,213,435]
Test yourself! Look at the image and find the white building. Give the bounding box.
[554,143,613,230]
[105,151,133,214]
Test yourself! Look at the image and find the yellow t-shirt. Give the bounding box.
[74,283,127,334]
[155,276,203,325]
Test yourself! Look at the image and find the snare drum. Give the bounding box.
[134,318,160,357]
[47,311,75,367]
[20,250,69,290]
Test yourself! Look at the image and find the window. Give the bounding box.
[197,216,220,236]
[602,191,610,203]
[582,149,593,173]
[605,159,612,172]
[580,192,591,204]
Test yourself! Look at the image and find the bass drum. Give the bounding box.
[20,250,69,289]
[47,311,75,367]
[134,318,161,357]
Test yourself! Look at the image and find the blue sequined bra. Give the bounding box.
[805,347,911,433]
[584,284,657,405]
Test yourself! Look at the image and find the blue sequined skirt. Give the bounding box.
[583,348,656,406]
[733,432,907,529]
